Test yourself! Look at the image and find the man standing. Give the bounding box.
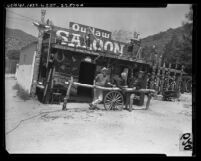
[112,72,128,88]
[89,67,110,110]
[126,71,144,112]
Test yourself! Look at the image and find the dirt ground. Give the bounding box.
[5,75,192,156]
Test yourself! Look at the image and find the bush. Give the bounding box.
[12,83,31,101]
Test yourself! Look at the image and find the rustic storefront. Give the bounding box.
[16,15,188,105]
[30,21,150,103]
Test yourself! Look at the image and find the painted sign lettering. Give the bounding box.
[54,28,126,56]
[69,22,112,40]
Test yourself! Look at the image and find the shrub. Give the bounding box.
[12,83,31,101]
[12,83,20,90]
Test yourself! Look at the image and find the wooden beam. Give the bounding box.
[64,81,156,94]
[42,68,53,103]
[46,31,52,68]
[51,44,149,65]
[62,76,73,111]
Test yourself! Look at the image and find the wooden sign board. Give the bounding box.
[69,22,112,40]
[51,25,128,58]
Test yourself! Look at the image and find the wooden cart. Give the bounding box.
[63,77,156,111]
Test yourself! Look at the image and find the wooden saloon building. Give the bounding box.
[16,11,153,103]
[38,23,150,103]
[16,10,187,104]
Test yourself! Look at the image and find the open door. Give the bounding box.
[78,62,96,98]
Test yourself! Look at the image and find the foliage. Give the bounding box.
[13,83,31,101]
[112,29,133,43]
[162,5,192,74]
[185,5,193,23]
[111,6,193,75]
[5,27,37,56]
[6,50,20,60]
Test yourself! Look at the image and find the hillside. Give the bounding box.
[6,25,189,56]
[112,24,192,55]
[5,28,37,55]
[141,25,190,54]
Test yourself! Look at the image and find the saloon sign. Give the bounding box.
[53,23,127,56]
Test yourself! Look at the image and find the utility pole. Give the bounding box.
[30,9,46,97]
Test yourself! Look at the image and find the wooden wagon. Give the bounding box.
[62,77,156,111]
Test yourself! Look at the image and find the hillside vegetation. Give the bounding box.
[5,27,37,59]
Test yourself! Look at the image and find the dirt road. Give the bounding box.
[5,76,192,155]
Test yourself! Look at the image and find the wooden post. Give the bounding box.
[93,80,96,102]
[46,31,52,68]
[30,9,46,96]
[51,67,55,89]
[136,47,142,60]
[156,70,160,94]
[180,65,184,92]
[42,68,53,103]
[145,93,152,110]
[62,76,73,111]
[162,63,167,93]
[173,64,177,91]
[167,63,171,90]
[160,63,165,94]
[151,65,156,90]
[41,9,46,24]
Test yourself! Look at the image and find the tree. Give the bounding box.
[142,46,155,63]
[6,50,20,60]
[162,34,182,65]
[112,29,133,43]
[185,5,193,23]
[181,5,193,74]
[162,5,192,74]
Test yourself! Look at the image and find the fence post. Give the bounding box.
[145,93,152,110]
[62,76,73,111]
[92,80,96,102]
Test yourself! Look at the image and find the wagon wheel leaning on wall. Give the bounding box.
[104,91,124,111]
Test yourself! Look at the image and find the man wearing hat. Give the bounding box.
[126,70,145,112]
[89,67,110,110]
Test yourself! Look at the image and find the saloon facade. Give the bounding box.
[17,21,153,103]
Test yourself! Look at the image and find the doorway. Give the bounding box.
[78,61,96,98]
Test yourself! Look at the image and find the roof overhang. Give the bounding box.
[51,43,149,65]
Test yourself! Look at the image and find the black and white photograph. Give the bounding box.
[5,4,193,156]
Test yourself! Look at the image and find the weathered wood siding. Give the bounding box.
[16,43,37,94]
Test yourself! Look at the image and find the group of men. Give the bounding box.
[89,67,144,112]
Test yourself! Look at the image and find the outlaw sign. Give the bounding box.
[69,22,112,40]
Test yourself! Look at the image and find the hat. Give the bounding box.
[101,67,108,71]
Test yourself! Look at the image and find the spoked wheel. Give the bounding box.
[104,91,124,111]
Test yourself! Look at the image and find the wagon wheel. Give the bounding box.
[104,91,124,111]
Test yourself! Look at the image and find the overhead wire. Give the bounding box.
[7,16,33,22]
[6,11,40,29]
[6,18,33,27]
[6,9,38,22]
[6,20,28,26]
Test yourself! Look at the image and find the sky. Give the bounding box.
[6,4,191,38]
